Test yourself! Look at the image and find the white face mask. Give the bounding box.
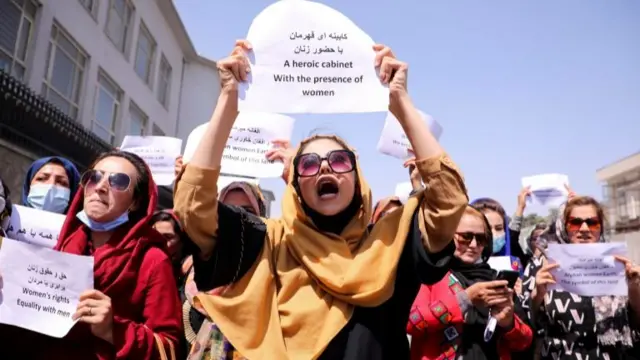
[27,184,70,214]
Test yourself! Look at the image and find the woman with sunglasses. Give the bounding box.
[521,196,640,360]
[0,151,182,359]
[174,40,467,359]
[408,206,532,359]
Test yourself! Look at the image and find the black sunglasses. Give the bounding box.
[294,149,356,177]
[456,232,489,246]
[81,169,131,192]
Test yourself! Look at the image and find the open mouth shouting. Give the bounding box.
[316,176,340,200]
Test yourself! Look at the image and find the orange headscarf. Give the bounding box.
[371,196,403,224]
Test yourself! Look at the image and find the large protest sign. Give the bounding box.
[0,238,94,337]
[521,173,569,207]
[546,242,627,296]
[183,112,295,178]
[5,205,64,248]
[377,111,443,160]
[238,0,388,114]
[120,136,183,186]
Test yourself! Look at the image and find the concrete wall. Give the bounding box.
[27,0,185,142]
[0,140,37,204]
[176,61,221,144]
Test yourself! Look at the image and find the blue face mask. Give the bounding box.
[27,184,70,214]
[76,210,129,232]
[493,234,506,254]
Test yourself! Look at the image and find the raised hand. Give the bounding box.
[265,139,295,183]
[218,40,252,93]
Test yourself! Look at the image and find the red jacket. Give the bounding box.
[407,272,532,360]
[0,161,182,359]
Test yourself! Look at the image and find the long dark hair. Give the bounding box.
[87,151,151,222]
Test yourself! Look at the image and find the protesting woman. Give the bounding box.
[180,180,267,358]
[1,151,182,359]
[22,156,81,214]
[408,206,532,359]
[521,196,640,359]
[174,40,468,359]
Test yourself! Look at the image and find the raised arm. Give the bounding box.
[173,41,250,257]
[374,45,468,253]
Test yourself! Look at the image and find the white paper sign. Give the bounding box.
[546,242,628,296]
[5,205,64,248]
[377,111,443,160]
[0,238,94,337]
[120,136,183,186]
[487,256,517,271]
[394,182,413,204]
[183,113,295,178]
[521,173,569,207]
[238,0,388,114]
[218,174,260,193]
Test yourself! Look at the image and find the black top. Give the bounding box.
[191,203,454,359]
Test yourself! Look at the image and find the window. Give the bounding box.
[78,0,98,18]
[93,72,122,144]
[157,55,171,108]
[152,124,165,136]
[0,0,37,81]
[42,24,87,120]
[105,0,133,53]
[128,102,147,136]
[134,23,156,85]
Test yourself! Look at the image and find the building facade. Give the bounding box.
[0,0,275,212]
[596,152,640,260]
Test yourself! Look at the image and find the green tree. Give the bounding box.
[523,213,547,228]
[547,208,560,222]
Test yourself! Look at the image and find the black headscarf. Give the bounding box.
[449,210,529,360]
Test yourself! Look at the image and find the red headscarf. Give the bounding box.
[54,162,167,292]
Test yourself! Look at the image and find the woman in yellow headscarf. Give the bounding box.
[174,40,468,360]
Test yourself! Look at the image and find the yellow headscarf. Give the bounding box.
[195,135,424,360]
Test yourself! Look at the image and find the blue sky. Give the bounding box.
[175,0,640,218]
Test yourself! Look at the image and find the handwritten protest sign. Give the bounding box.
[0,238,94,337]
[238,0,388,114]
[120,136,183,186]
[183,113,295,178]
[521,173,569,207]
[5,205,64,248]
[377,111,443,160]
[546,242,628,296]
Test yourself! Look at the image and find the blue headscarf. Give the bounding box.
[22,156,81,214]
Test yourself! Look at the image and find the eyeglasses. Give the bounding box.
[294,150,356,177]
[81,169,131,192]
[566,217,601,233]
[455,232,489,246]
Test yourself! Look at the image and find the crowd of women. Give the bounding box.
[0,40,638,360]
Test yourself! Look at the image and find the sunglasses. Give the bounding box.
[294,149,356,177]
[566,217,601,233]
[456,232,489,246]
[81,169,131,192]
